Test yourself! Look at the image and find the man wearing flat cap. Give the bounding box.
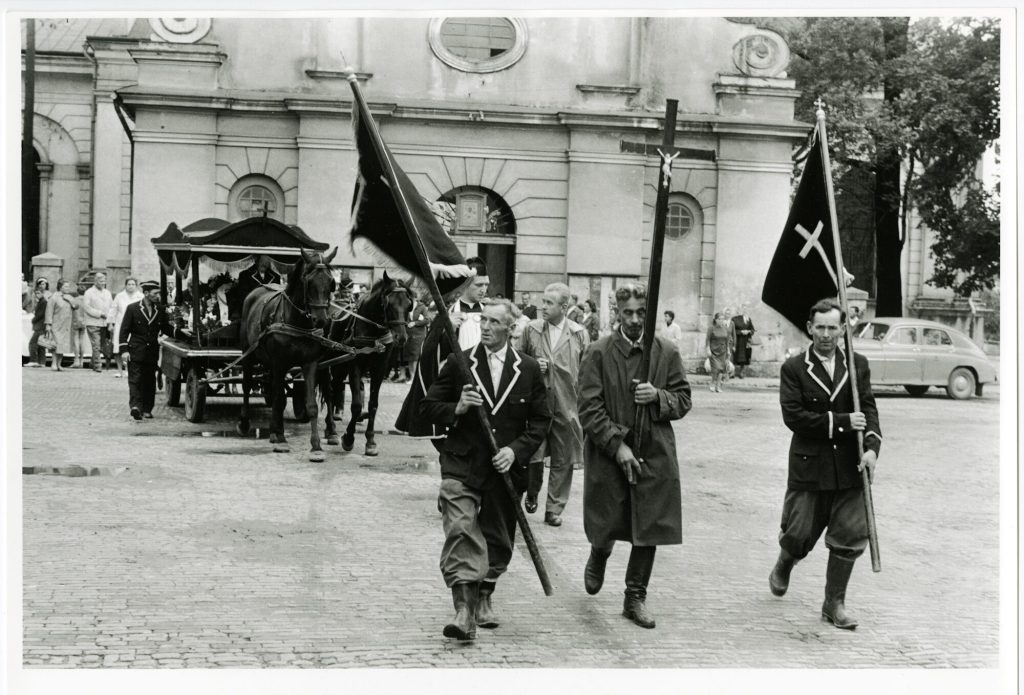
[119,280,177,420]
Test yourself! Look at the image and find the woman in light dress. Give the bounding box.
[108,277,143,378]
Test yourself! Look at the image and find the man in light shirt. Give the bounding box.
[82,272,113,372]
[518,282,589,526]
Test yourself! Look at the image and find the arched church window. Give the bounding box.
[434,186,516,237]
[227,175,285,222]
[238,185,277,217]
[665,195,702,241]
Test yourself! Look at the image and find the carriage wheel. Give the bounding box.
[184,366,208,423]
[292,381,309,422]
[165,376,182,407]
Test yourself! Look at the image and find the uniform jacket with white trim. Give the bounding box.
[420,342,551,492]
[779,347,882,491]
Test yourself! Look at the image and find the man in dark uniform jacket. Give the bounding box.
[119,280,177,421]
[230,255,282,320]
[768,298,882,629]
[419,299,550,642]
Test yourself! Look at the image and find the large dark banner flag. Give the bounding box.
[762,127,841,332]
[349,95,471,298]
[345,82,469,440]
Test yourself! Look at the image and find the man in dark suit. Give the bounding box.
[119,280,178,421]
[419,299,550,642]
[230,255,282,320]
[768,298,882,629]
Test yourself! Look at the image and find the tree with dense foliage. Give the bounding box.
[752,16,1000,310]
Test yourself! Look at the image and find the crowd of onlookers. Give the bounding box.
[23,269,758,387]
[21,271,143,375]
[379,287,760,388]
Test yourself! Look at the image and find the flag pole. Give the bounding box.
[815,100,881,572]
[344,68,553,595]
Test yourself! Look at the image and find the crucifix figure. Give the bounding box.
[657,148,680,189]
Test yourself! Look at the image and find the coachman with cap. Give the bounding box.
[118,280,178,420]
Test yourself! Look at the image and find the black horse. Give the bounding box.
[238,247,337,461]
[321,273,412,457]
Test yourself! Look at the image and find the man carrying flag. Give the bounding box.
[342,66,554,626]
[762,116,883,630]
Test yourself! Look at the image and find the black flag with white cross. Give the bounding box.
[761,126,841,333]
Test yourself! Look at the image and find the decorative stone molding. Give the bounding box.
[575,84,641,110]
[127,42,226,90]
[303,59,373,83]
[148,18,212,44]
[732,30,790,78]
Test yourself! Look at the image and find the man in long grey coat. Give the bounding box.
[518,282,589,527]
[578,283,692,629]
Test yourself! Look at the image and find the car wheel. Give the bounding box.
[903,385,929,397]
[945,367,976,400]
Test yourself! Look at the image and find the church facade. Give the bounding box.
[21,16,985,364]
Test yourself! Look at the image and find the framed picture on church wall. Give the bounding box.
[456,193,485,232]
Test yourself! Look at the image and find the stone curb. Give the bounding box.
[22,466,130,478]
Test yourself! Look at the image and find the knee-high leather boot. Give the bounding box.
[821,552,858,630]
[622,545,656,629]
[769,548,798,597]
[443,582,478,641]
[476,581,499,629]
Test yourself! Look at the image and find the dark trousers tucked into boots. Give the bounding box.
[821,552,858,629]
[622,545,657,629]
[443,582,478,641]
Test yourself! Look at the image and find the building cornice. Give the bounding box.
[716,158,794,174]
[116,88,811,141]
[22,53,92,75]
[133,130,218,145]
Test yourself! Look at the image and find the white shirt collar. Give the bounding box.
[813,350,836,364]
[486,343,508,361]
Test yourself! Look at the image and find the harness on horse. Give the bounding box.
[203,274,407,383]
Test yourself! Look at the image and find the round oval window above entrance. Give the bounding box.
[428,17,527,73]
[227,175,285,223]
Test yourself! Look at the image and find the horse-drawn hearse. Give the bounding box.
[152,214,413,461]
[152,215,326,423]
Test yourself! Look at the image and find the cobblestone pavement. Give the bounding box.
[14,366,1005,677]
